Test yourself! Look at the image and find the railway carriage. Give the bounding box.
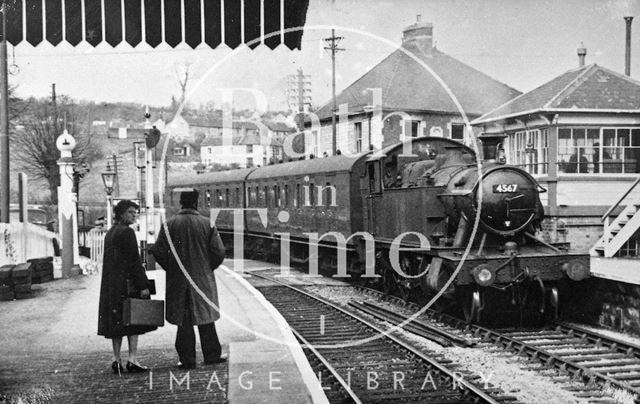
[165,135,590,323]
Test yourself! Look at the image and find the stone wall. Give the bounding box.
[567,277,640,337]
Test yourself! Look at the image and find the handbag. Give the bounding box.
[123,298,165,327]
[127,279,156,297]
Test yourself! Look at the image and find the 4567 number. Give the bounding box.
[493,184,519,193]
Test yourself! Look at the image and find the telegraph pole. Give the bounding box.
[324,29,344,155]
[0,1,9,222]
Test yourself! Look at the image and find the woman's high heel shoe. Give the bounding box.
[126,361,149,373]
[111,361,123,375]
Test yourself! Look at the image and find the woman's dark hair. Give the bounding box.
[114,200,139,221]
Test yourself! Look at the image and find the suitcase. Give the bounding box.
[123,298,164,327]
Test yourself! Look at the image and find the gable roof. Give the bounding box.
[474,64,640,124]
[313,41,521,121]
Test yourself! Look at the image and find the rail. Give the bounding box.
[0,222,58,266]
[252,273,502,403]
[601,176,640,222]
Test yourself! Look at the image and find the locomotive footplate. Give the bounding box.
[436,248,590,287]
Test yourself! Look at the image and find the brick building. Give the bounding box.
[306,16,520,157]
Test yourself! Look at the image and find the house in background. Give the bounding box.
[472,53,640,253]
[307,15,521,157]
[200,132,283,168]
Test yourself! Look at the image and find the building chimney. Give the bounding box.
[577,43,587,67]
[402,15,433,55]
[625,16,633,76]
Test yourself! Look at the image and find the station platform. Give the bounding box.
[0,258,329,403]
[590,256,640,285]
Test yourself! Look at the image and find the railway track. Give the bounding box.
[250,273,512,403]
[348,285,640,401]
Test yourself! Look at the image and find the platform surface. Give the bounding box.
[590,256,640,285]
[0,258,329,403]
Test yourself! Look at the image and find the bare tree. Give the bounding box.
[11,95,100,204]
[172,60,194,110]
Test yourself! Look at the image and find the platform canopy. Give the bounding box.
[3,0,309,50]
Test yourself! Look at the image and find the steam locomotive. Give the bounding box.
[164,135,590,323]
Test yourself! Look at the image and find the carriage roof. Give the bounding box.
[246,153,369,180]
[167,167,256,187]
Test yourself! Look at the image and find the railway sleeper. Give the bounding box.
[599,372,640,381]
[524,338,586,346]
[577,358,640,367]
[550,347,613,355]
[563,352,628,362]
[589,364,640,374]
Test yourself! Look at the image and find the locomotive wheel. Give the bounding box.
[393,272,412,301]
[548,287,559,322]
[375,254,396,295]
[458,288,483,323]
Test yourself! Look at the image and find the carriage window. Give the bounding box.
[235,188,240,205]
[264,186,269,207]
[324,182,335,206]
[309,183,315,206]
[283,184,289,208]
[274,185,280,207]
[256,186,260,205]
[206,189,211,207]
[294,184,299,207]
[225,189,230,207]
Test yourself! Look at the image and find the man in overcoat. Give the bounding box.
[152,190,226,369]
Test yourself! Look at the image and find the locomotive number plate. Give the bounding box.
[493,184,519,193]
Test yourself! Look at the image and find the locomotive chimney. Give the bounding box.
[577,43,587,67]
[625,16,633,76]
[478,133,507,164]
[402,15,433,55]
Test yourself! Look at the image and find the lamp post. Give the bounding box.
[101,168,116,228]
[56,129,79,277]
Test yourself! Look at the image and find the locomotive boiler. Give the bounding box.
[165,135,589,323]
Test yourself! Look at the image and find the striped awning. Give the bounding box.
[3,0,309,49]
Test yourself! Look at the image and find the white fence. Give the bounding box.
[0,223,58,266]
[82,228,107,266]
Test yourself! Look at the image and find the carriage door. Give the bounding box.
[364,161,383,235]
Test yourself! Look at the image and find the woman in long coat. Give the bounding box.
[98,200,155,374]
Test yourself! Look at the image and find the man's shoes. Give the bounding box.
[177,362,196,370]
[204,355,228,365]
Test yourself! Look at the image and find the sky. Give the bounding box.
[8,0,640,115]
